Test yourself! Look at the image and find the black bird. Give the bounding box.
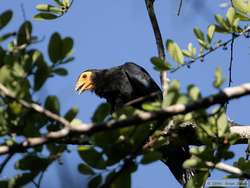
[75,62,194,185]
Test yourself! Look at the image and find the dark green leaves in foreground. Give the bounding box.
[49,32,73,64]
[150,57,171,71]
[0,10,76,187]
[0,10,13,30]
[33,32,73,91]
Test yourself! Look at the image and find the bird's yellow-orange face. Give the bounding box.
[75,71,95,94]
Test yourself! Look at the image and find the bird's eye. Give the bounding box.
[82,74,87,79]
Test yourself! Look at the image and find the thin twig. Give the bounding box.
[145,0,169,97]
[20,3,27,21]
[37,170,46,188]
[0,153,14,174]
[171,26,250,73]
[0,83,250,155]
[225,34,235,111]
[177,0,183,16]
[228,34,235,88]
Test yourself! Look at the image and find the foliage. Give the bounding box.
[0,9,76,187]
[0,1,250,188]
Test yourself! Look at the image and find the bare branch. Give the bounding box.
[145,0,169,97]
[228,34,235,87]
[0,153,14,174]
[177,0,183,16]
[205,161,250,178]
[0,83,71,128]
[0,83,250,155]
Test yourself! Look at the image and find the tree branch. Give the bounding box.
[0,83,72,128]
[145,0,169,97]
[0,83,250,155]
[0,153,14,174]
[177,0,183,16]
[205,161,250,178]
[171,26,250,73]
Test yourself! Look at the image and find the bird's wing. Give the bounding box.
[122,62,162,99]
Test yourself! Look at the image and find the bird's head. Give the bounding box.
[75,70,96,94]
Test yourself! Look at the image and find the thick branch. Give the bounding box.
[0,83,250,155]
[205,161,250,178]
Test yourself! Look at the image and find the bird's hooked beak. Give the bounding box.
[75,71,95,94]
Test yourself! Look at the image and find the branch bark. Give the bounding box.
[205,161,250,178]
[145,0,169,97]
[0,83,250,155]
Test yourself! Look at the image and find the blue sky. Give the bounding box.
[1,0,250,188]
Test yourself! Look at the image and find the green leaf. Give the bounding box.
[63,0,71,7]
[17,21,32,46]
[15,155,51,171]
[226,7,236,26]
[234,157,250,173]
[215,14,230,31]
[142,102,161,111]
[188,85,201,100]
[207,24,215,43]
[217,113,228,137]
[78,146,106,169]
[232,0,250,16]
[110,170,131,188]
[36,4,62,14]
[78,163,95,175]
[185,171,209,188]
[235,12,250,21]
[34,13,58,20]
[183,158,202,168]
[48,32,62,63]
[141,151,162,164]
[53,68,68,76]
[0,10,13,30]
[34,58,50,91]
[194,28,210,49]
[64,107,78,122]
[53,0,64,6]
[215,25,229,33]
[91,103,111,123]
[213,67,225,89]
[183,43,197,58]
[189,146,206,155]
[60,56,75,64]
[0,32,16,42]
[0,173,38,188]
[150,57,171,71]
[88,175,102,188]
[193,27,205,41]
[62,37,73,58]
[166,39,184,64]
[45,96,60,114]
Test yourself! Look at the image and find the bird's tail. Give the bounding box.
[160,145,195,186]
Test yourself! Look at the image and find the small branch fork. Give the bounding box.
[171,26,250,73]
[145,0,169,97]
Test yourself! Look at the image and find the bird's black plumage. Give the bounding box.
[76,62,194,185]
[92,62,162,110]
